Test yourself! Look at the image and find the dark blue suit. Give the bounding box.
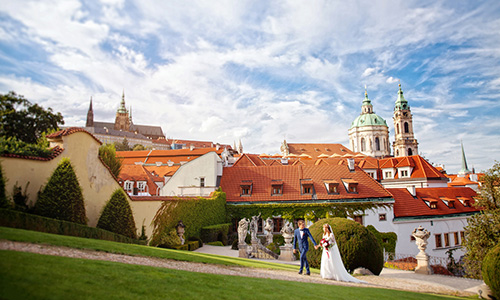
[293,227,317,274]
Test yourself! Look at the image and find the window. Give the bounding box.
[353,215,363,225]
[379,213,386,221]
[460,231,465,244]
[124,181,133,191]
[272,185,282,195]
[396,124,400,135]
[361,138,366,152]
[301,180,313,195]
[408,148,413,156]
[137,182,146,192]
[400,170,408,177]
[404,122,409,133]
[324,181,339,194]
[375,137,380,151]
[200,177,205,187]
[444,233,450,247]
[367,172,374,178]
[302,185,312,194]
[430,201,437,209]
[273,218,283,233]
[435,234,442,248]
[384,171,392,179]
[454,232,460,246]
[240,184,252,196]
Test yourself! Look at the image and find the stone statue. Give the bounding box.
[237,218,249,244]
[280,220,294,246]
[412,225,432,274]
[176,220,186,245]
[249,214,261,243]
[264,217,274,245]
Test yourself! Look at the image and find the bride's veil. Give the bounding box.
[327,224,336,244]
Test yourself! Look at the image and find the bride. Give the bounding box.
[316,223,366,283]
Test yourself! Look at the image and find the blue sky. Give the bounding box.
[1,0,499,173]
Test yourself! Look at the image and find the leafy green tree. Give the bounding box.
[0,163,10,209]
[114,138,131,151]
[132,144,146,151]
[98,144,122,178]
[97,189,137,239]
[34,158,87,224]
[463,162,500,278]
[0,136,53,157]
[12,182,30,212]
[0,91,64,144]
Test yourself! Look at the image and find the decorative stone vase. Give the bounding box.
[412,225,432,275]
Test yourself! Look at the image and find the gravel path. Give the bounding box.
[0,240,476,297]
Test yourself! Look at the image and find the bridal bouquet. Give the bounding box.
[320,238,331,250]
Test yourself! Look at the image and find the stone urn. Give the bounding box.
[412,225,432,274]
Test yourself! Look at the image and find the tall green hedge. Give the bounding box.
[366,225,397,254]
[482,244,500,299]
[150,189,226,246]
[200,223,231,245]
[306,218,384,275]
[34,158,86,224]
[97,189,137,239]
[0,163,10,209]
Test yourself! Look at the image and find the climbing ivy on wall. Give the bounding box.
[227,201,391,222]
[150,189,226,246]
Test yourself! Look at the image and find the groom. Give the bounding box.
[292,220,317,275]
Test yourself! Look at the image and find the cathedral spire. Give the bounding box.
[458,140,471,175]
[86,97,94,127]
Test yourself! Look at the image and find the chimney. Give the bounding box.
[347,158,355,171]
[406,185,416,196]
[190,144,195,151]
[281,158,288,165]
[216,143,220,151]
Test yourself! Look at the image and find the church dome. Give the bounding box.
[350,113,388,129]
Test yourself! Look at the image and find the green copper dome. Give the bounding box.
[349,89,388,129]
[394,83,409,111]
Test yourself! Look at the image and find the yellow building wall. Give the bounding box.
[1,131,160,238]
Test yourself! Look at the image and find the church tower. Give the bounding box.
[86,97,94,127]
[392,84,418,157]
[348,88,390,158]
[114,91,131,131]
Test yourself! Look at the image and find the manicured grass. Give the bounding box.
[0,250,465,300]
[0,226,305,272]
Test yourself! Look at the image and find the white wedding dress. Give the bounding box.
[320,233,366,283]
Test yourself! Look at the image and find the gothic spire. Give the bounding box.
[458,140,471,175]
[86,96,94,127]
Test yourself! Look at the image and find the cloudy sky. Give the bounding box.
[1,0,499,173]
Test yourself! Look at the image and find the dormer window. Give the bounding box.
[423,198,438,209]
[300,180,313,195]
[324,180,339,194]
[400,170,408,177]
[458,197,471,207]
[271,180,283,196]
[441,197,455,209]
[384,171,393,179]
[240,181,252,196]
[342,179,358,193]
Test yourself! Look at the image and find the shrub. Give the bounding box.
[34,158,86,224]
[0,163,10,209]
[188,236,203,248]
[98,144,122,178]
[207,241,224,246]
[307,218,384,275]
[200,223,231,245]
[157,228,182,248]
[482,244,500,299]
[12,182,29,212]
[97,189,137,239]
[150,189,226,247]
[366,225,397,254]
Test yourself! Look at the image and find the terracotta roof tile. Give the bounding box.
[46,127,102,145]
[287,143,354,159]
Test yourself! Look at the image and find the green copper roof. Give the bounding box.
[117,91,128,114]
[362,90,371,106]
[459,140,471,175]
[394,83,409,111]
[350,113,388,129]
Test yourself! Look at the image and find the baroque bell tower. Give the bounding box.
[392,84,418,157]
[114,90,131,131]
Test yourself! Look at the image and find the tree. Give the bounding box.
[132,144,146,151]
[98,144,122,178]
[0,91,64,144]
[463,162,500,278]
[97,189,137,239]
[114,138,131,151]
[34,158,87,224]
[0,163,10,209]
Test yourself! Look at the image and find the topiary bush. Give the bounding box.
[200,223,231,245]
[97,189,137,239]
[366,225,397,254]
[482,243,500,299]
[34,158,86,224]
[0,163,10,209]
[307,218,384,275]
[157,228,182,248]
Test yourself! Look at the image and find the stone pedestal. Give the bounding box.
[279,245,295,261]
[238,243,248,258]
[414,252,432,274]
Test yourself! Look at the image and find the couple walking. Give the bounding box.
[292,220,365,283]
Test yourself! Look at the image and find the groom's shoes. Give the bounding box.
[305,272,311,276]
[298,270,303,275]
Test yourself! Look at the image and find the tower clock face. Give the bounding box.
[403,112,408,117]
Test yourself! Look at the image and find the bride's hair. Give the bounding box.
[324,224,332,233]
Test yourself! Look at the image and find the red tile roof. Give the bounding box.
[221,164,393,203]
[286,143,355,159]
[117,148,224,165]
[389,187,480,219]
[46,127,102,145]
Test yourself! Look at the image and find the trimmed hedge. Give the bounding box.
[482,244,500,299]
[0,163,10,209]
[307,218,384,275]
[151,189,226,246]
[0,208,144,244]
[161,241,200,251]
[34,158,86,224]
[201,223,231,246]
[207,241,224,246]
[366,225,397,254]
[97,189,137,239]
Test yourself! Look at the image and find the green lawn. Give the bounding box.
[0,250,465,300]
